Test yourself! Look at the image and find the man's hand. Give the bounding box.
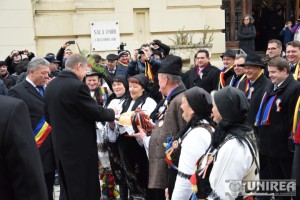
[62,42,71,49]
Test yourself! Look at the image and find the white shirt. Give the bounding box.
[208,138,253,200]
[107,97,157,143]
[172,124,212,200]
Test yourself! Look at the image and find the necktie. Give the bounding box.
[36,86,44,96]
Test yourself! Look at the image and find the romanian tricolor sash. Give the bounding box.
[33,116,51,148]
[244,70,264,99]
[219,65,234,90]
[294,61,300,80]
[255,92,277,126]
[145,61,154,83]
[229,74,246,88]
[291,97,300,143]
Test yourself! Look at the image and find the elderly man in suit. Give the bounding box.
[44,54,115,200]
[8,58,55,200]
[0,95,48,200]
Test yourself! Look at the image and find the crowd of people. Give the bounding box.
[0,32,300,200]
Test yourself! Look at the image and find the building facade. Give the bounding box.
[0,0,226,67]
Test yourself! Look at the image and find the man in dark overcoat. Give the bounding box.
[238,54,272,126]
[0,95,48,200]
[44,54,115,200]
[256,57,300,198]
[8,58,56,200]
[183,49,220,93]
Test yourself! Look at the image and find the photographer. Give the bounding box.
[5,49,35,74]
[56,41,74,70]
[151,39,170,58]
[127,43,162,102]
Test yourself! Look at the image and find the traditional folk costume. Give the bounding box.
[170,87,214,200]
[86,66,118,200]
[190,87,259,200]
[107,74,157,199]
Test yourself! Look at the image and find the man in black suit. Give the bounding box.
[0,95,48,200]
[44,54,115,200]
[183,49,220,93]
[256,57,300,198]
[8,58,55,200]
[238,54,272,126]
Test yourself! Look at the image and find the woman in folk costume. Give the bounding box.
[84,65,118,199]
[190,87,259,200]
[107,74,157,199]
[171,87,215,200]
[103,75,130,200]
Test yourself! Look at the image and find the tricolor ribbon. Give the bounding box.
[145,61,154,83]
[33,116,51,148]
[218,65,234,90]
[291,97,300,143]
[293,61,300,80]
[255,92,277,126]
[230,74,246,88]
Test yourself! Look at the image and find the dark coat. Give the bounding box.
[0,95,48,200]
[104,64,128,80]
[238,74,272,126]
[0,79,7,95]
[257,75,300,158]
[44,70,115,200]
[148,84,187,189]
[237,24,256,54]
[0,73,16,89]
[8,80,55,174]
[183,63,220,93]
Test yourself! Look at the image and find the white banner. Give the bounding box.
[90,21,120,51]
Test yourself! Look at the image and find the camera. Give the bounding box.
[138,49,144,54]
[119,42,126,51]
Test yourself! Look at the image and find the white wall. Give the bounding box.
[0,0,36,60]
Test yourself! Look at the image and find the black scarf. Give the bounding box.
[211,87,252,148]
[121,92,148,113]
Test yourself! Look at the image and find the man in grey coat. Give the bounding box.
[133,55,186,200]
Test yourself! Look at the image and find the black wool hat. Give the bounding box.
[184,87,212,118]
[239,54,265,68]
[129,74,147,90]
[106,54,118,61]
[113,75,128,90]
[157,55,182,76]
[220,49,236,59]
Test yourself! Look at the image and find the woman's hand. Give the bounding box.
[132,125,147,140]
